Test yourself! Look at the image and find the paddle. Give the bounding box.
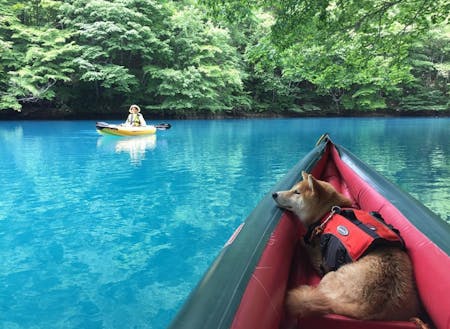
[155,123,171,130]
[96,122,115,129]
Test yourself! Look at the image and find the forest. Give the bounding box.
[0,0,449,118]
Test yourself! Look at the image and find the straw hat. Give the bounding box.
[129,105,141,113]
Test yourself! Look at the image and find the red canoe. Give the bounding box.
[168,134,450,329]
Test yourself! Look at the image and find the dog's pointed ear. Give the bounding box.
[307,174,321,194]
[301,171,309,181]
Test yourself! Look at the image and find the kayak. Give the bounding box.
[168,134,450,329]
[96,121,171,136]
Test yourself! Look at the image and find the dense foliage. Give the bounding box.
[0,0,448,117]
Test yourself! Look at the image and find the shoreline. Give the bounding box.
[0,107,449,120]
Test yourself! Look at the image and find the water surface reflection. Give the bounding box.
[97,135,157,165]
[0,118,448,329]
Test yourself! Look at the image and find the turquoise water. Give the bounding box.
[0,118,448,329]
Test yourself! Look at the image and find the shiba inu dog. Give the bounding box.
[272,171,422,322]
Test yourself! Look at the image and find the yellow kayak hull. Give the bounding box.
[96,122,157,136]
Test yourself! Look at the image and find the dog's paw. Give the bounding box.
[409,317,430,329]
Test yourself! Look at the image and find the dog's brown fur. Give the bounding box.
[272,172,421,321]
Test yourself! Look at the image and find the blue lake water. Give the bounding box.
[0,118,449,329]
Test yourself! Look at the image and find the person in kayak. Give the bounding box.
[124,105,147,126]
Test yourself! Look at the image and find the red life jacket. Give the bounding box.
[305,207,405,272]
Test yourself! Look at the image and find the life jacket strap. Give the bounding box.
[305,206,342,243]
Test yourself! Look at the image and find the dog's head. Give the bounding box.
[272,171,352,226]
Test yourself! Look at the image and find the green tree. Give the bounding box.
[145,3,250,115]
[239,12,300,112]
[59,0,172,112]
[203,0,449,112]
[396,26,450,111]
[0,0,78,111]
[1,0,447,115]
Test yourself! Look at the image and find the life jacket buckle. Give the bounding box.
[313,206,341,238]
[331,205,341,214]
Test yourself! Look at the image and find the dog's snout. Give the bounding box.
[272,192,278,199]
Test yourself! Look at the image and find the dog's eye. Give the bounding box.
[293,190,301,195]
